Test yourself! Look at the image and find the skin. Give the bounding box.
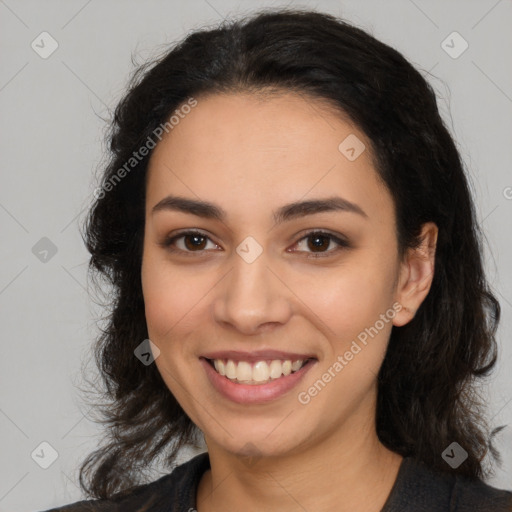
[141,92,438,512]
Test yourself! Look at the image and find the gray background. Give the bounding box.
[1,0,511,510]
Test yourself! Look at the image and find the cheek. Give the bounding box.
[141,254,208,414]
[295,260,397,344]
[295,268,396,415]
[141,251,194,340]
[141,251,219,359]
[141,260,176,338]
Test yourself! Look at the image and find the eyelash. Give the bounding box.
[159,230,351,259]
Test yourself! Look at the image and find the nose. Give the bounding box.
[212,251,293,336]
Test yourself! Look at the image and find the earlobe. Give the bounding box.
[392,222,438,327]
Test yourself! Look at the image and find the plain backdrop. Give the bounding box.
[0,0,511,510]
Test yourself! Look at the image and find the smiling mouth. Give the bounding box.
[205,357,315,385]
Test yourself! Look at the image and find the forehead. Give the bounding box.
[145,92,392,222]
[149,91,363,167]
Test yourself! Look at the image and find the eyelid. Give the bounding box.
[159,229,351,257]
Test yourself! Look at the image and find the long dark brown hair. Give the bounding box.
[79,7,503,499]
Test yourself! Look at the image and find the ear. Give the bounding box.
[393,222,438,327]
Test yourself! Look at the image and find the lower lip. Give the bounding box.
[200,358,316,404]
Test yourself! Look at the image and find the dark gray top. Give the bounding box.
[39,452,512,511]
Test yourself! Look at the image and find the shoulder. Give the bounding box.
[383,456,512,512]
[37,452,210,512]
[450,473,512,512]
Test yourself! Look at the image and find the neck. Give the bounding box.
[196,413,403,512]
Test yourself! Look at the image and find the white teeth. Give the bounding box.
[291,360,302,371]
[213,359,225,376]
[269,360,282,379]
[211,358,307,384]
[236,361,252,382]
[252,361,270,382]
[225,360,237,379]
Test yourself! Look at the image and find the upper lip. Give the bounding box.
[201,350,317,363]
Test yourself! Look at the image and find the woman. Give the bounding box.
[41,8,512,512]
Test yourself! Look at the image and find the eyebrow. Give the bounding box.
[151,195,368,223]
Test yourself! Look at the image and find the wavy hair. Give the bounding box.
[79,8,503,499]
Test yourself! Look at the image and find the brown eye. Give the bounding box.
[306,234,331,252]
[160,230,220,254]
[293,231,350,257]
[183,233,207,251]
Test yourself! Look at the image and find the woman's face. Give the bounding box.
[141,92,420,459]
